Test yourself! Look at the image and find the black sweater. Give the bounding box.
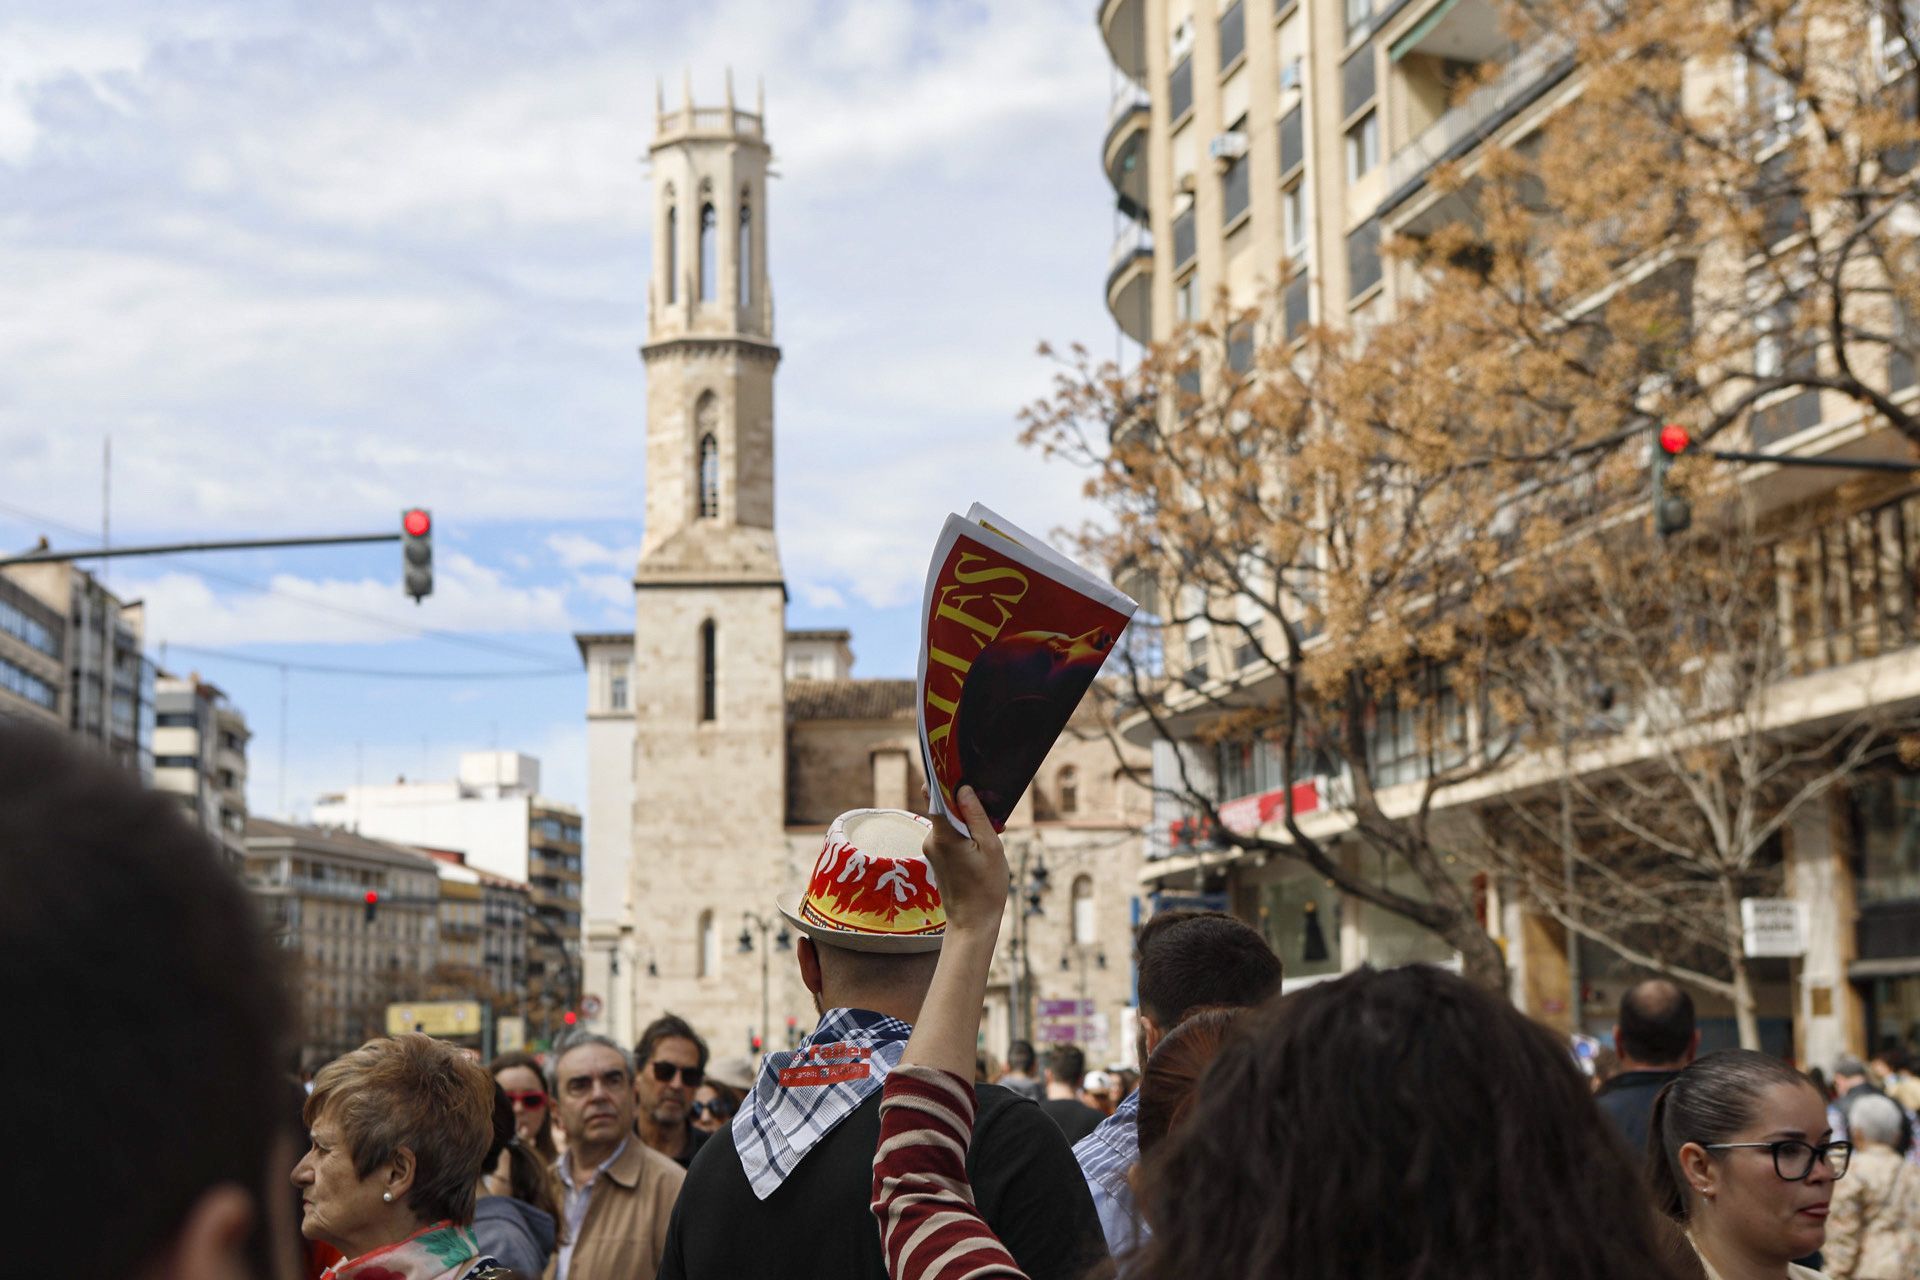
[657,1082,1107,1280]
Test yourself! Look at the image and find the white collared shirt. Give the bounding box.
[554,1136,628,1280]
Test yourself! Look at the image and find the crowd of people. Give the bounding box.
[12,716,1920,1280]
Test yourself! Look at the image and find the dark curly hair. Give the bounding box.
[1130,964,1689,1280]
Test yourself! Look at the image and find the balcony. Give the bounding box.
[1099,0,1148,83]
[1106,224,1154,345]
[1382,14,1575,209]
[1104,82,1151,220]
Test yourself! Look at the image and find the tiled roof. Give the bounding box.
[786,678,917,722]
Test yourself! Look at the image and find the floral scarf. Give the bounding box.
[321,1221,496,1280]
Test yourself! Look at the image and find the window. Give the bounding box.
[1172,203,1198,269]
[1170,54,1195,120]
[1227,320,1255,375]
[1345,110,1379,181]
[1341,45,1376,119]
[1284,273,1311,340]
[1218,0,1245,69]
[1283,181,1308,255]
[699,203,717,300]
[738,201,752,308]
[1222,149,1251,225]
[700,619,718,722]
[1345,0,1372,39]
[1278,106,1304,177]
[665,199,678,303]
[1176,276,1195,323]
[0,596,58,657]
[1071,875,1095,944]
[610,673,629,711]
[698,433,720,519]
[0,654,56,710]
[698,910,718,977]
[1059,766,1080,815]
[1347,219,1382,298]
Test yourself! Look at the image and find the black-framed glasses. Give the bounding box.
[689,1100,733,1121]
[1704,1139,1852,1181]
[650,1060,705,1087]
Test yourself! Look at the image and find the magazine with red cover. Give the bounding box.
[918,504,1138,834]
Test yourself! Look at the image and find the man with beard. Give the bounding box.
[633,1014,710,1169]
[551,1034,685,1280]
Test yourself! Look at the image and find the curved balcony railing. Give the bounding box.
[1099,0,1148,83]
[1106,224,1154,345]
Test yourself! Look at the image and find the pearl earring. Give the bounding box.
[382,1192,394,1203]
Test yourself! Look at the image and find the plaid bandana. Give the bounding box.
[733,1006,913,1200]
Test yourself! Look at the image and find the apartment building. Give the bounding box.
[1098,0,1920,1065]
[1,561,154,771]
[420,847,532,1014]
[243,817,441,1064]
[0,571,64,727]
[152,674,250,861]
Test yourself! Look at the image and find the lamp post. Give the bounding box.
[738,911,792,1053]
[1008,841,1051,1046]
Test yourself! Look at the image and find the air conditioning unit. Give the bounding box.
[1210,131,1251,163]
[1171,18,1195,61]
[1279,58,1303,90]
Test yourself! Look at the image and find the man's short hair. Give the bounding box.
[0,721,289,1276]
[1006,1039,1038,1074]
[1834,1054,1869,1079]
[1048,1043,1087,1085]
[305,1033,496,1224]
[552,1031,635,1087]
[636,1013,709,1071]
[1135,909,1282,1027]
[1848,1092,1906,1147]
[1615,980,1696,1065]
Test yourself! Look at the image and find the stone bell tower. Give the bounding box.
[627,75,801,1053]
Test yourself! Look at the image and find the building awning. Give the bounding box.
[1848,956,1920,980]
[1390,0,1459,60]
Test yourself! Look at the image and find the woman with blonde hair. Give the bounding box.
[293,1033,507,1279]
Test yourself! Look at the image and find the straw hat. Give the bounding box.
[779,808,945,953]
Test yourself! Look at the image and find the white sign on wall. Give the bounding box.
[1740,898,1809,958]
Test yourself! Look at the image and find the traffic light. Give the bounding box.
[1652,424,1692,538]
[401,508,432,602]
[364,890,379,924]
[563,1010,578,1026]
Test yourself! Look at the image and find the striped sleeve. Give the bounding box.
[872,1063,1030,1280]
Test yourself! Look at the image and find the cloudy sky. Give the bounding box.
[0,0,1127,815]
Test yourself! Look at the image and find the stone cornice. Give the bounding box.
[639,335,782,365]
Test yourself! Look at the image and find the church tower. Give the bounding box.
[627,77,801,1053]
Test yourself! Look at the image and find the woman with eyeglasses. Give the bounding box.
[489,1050,560,1177]
[1650,1048,1852,1279]
[473,1081,564,1277]
[1820,1092,1919,1279]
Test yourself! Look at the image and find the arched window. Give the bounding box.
[665,197,678,304]
[699,203,717,300]
[1071,874,1095,945]
[698,909,718,978]
[698,434,720,519]
[699,619,717,722]
[1058,765,1080,815]
[738,199,752,308]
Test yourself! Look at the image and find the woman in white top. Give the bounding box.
[1650,1049,1852,1280]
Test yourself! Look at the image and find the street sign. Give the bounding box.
[1039,998,1094,1018]
[1151,891,1230,915]
[1037,1023,1083,1043]
[581,994,604,1019]
[1740,898,1809,958]
[496,1016,527,1054]
[385,1000,483,1037]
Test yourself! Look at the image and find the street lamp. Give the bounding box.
[1007,842,1053,1045]
[738,911,791,1053]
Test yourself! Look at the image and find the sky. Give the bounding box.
[0,0,1129,817]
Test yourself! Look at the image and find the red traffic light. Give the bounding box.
[403,508,431,538]
[563,1011,578,1026]
[1658,423,1691,456]
[364,891,379,905]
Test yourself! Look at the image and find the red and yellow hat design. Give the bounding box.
[779,809,945,953]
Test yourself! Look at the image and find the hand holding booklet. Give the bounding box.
[917,504,1139,835]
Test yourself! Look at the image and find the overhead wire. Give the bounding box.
[160,642,579,680]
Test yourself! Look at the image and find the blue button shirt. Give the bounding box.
[1072,1088,1143,1257]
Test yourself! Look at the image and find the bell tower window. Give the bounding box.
[738,199,752,308]
[699,619,718,722]
[698,434,720,519]
[699,203,717,301]
[665,198,678,304]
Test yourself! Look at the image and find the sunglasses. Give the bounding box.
[650,1061,705,1087]
[505,1090,548,1111]
[690,1100,734,1121]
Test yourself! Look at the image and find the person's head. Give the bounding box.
[1006,1040,1039,1076]
[795,935,941,1023]
[1869,1047,1905,1078]
[690,1082,741,1133]
[294,1034,496,1259]
[1134,910,1282,1062]
[1614,979,1699,1070]
[634,1014,709,1134]
[1136,1007,1243,1157]
[1047,1044,1087,1089]
[1806,1066,1829,1100]
[1833,1054,1869,1092]
[0,720,294,1280]
[1846,1092,1905,1151]
[551,1033,637,1159]
[490,1050,556,1160]
[1649,1049,1840,1266]
[1135,965,1690,1280]
[480,1082,565,1240]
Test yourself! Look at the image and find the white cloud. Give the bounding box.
[796,581,845,609]
[546,532,638,571]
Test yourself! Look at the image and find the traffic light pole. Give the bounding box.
[0,532,400,567]
[1688,449,1920,473]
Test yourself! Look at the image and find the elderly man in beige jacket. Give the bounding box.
[549,1033,686,1280]
[1824,1093,1920,1280]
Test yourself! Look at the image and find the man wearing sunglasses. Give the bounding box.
[634,1014,712,1169]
